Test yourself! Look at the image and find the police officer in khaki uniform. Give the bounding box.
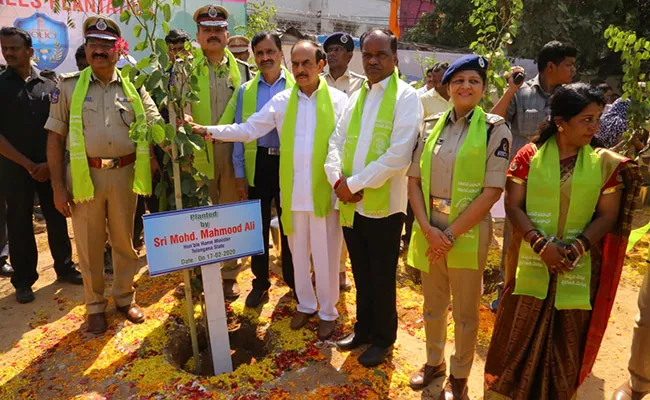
[46,16,161,334]
[406,55,511,399]
[191,5,251,299]
[228,35,251,63]
[323,32,365,96]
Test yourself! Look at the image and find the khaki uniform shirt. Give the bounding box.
[408,111,512,199]
[45,70,160,158]
[420,88,451,119]
[207,57,250,124]
[323,68,365,96]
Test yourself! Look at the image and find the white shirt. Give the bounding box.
[208,85,348,212]
[325,75,422,218]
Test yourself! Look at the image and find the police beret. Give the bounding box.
[441,54,488,84]
[193,5,229,28]
[228,35,250,54]
[324,32,354,53]
[83,15,121,40]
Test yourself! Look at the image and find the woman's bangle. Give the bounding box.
[577,234,591,251]
[573,238,586,256]
[530,236,544,250]
[524,228,541,242]
[538,239,552,256]
[532,238,547,254]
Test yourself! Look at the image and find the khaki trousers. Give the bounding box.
[68,165,139,314]
[630,268,650,392]
[209,142,240,279]
[421,210,491,379]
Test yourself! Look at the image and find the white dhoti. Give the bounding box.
[287,210,342,321]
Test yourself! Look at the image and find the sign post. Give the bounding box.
[143,200,264,374]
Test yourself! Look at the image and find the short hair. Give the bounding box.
[290,40,326,64]
[165,29,191,44]
[537,41,577,72]
[251,31,282,52]
[75,44,86,62]
[40,69,57,80]
[425,66,434,76]
[0,27,32,48]
[433,62,449,73]
[597,83,612,92]
[360,28,397,54]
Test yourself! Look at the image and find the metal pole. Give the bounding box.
[170,106,201,375]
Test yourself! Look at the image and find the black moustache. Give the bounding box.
[92,54,108,59]
[260,61,273,65]
[208,37,220,42]
[296,74,308,78]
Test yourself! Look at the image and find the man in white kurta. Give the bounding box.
[192,41,348,340]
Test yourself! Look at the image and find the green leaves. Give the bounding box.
[120,10,131,24]
[605,25,650,155]
[151,124,165,144]
[117,0,211,211]
[162,3,172,22]
[469,0,523,108]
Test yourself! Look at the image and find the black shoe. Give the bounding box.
[336,332,370,351]
[16,286,35,303]
[245,288,268,308]
[0,262,13,277]
[358,345,393,367]
[57,269,83,285]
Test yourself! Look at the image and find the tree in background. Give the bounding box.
[605,26,650,156]
[468,0,523,108]
[403,0,476,49]
[236,1,277,39]
[403,0,650,76]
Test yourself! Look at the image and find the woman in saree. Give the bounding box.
[484,82,642,400]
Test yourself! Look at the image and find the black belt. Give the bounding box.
[258,147,280,156]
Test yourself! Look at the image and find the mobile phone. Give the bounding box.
[512,71,525,85]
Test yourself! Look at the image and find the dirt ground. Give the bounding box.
[0,215,647,399]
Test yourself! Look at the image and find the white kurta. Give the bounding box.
[207,83,348,320]
[324,75,423,219]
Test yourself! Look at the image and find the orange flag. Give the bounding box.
[389,0,400,39]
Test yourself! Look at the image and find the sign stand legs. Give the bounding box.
[200,262,233,375]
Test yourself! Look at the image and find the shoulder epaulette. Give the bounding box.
[59,71,81,80]
[425,111,446,123]
[235,58,250,68]
[485,113,505,126]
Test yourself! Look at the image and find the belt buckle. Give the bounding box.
[268,148,280,156]
[101,158,119,169]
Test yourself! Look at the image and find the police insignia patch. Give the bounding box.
[51,88,60,104]
[340,35,348,44]
[495,138,510,159]
[208,6,218,17]
[96,18,108,31]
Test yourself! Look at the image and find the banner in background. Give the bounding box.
[0,0,247,73]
